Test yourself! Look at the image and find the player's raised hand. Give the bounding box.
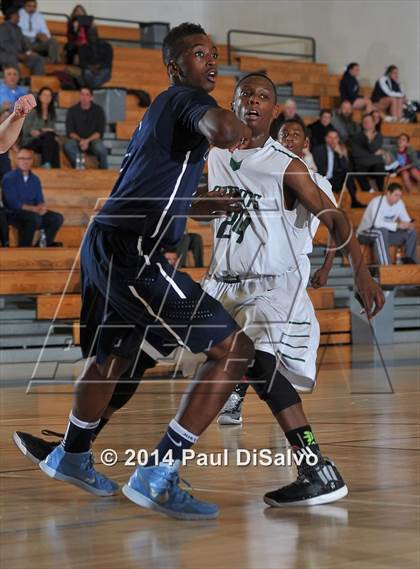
[13,94,36,119]
[354,271,385,319]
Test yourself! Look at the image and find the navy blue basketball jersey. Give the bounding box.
[97,85,218,248]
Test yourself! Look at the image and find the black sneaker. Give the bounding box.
[13,430,63,465]
[217,392,244,425]
[264,452,348,507]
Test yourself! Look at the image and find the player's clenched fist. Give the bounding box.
[13,94,36,119]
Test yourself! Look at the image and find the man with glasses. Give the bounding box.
[2,147,63,246]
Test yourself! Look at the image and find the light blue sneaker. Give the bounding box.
[39,445,119,497]
[122,460,219,520]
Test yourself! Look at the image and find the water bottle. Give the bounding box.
[75,153,82,170]
[396,248,403,265]
[39,229,47,248]
[80,152,86,170]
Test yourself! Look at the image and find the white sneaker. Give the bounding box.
[217,392,244,425]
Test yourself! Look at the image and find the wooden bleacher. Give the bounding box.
[378,265,420,287]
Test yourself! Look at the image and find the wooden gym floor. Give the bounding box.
[0,343,419,569]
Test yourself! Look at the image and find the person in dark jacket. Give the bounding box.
[339,62,373,112]
[79,27,113,89]
[312,129,362,207]
[308,109,333,149]
[331,100,361,144]
[65,4,93,65]
[63,86,108,169]
[371,65,406,120]
[351,113,386,192]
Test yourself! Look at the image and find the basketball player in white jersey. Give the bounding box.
[188,73,383,506]
[217,117,337,426]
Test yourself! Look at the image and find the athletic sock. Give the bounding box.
[233,380,249,398]
[92,417,109,441]
[61,411,99,453]
[148,418,198,466]
[285,424,321,460]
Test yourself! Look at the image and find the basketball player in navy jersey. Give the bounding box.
[30,23,255,520]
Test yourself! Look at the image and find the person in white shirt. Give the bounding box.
[18,0,60,63]
[357,183,417,264]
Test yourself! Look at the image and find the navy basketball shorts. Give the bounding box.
[79,222,238,364]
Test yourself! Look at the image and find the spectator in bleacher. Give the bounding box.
[0,4,44,75]
[21,86,60,168]
[391,133,420,193]
[65,4,94,65]
[308,109,333,148]
[78,27,113,89]
[269,98,302,139]
[0,66,28,110]
[331,100,360,144]
[339,62,373,113]
[1,147,63,246]
[18,0,60,64]
[357,183,417,264]
[64,86,108,169]
[351,112,386,192]
[312,128,362,207]
[371,65,406,121]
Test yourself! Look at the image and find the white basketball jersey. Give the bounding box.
[207,138,336,278]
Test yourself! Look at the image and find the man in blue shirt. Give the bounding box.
[2,147,63,245]
[0,66,28,110]
[35,22,254,520]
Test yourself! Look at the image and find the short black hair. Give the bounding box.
[385,65,398,75]
[387,183,403,193]
[320,108,332,117]
[162,22,206,66]
[280,117,308,137]
[235,73,277,103]
[80,86,93,95]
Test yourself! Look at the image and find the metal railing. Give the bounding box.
[227,29,316,65]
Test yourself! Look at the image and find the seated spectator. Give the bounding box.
[0,66,28,110]
[0,4,44,75]
[308,109,333,148]
[339,62,373,113]
[331,100,360,144]
[371,65,406,121]
[79,27,113,89]
[313,129,362,207]
[351,113,386,192]
[164,232,204,268]
[21,86,60,168]
[357,183,417,264]
[18,0,60,64]
[392,133,420,193]
[2,148,63,246]
[64,87,108,169]
[65,4,94,65]
[269,98,302,139]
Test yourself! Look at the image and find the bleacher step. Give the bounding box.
[0,333,72,349]
[0,346,82,364]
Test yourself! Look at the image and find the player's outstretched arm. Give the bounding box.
[198,108,252,151]
[0,94,36,153]
[284,159,385,318]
